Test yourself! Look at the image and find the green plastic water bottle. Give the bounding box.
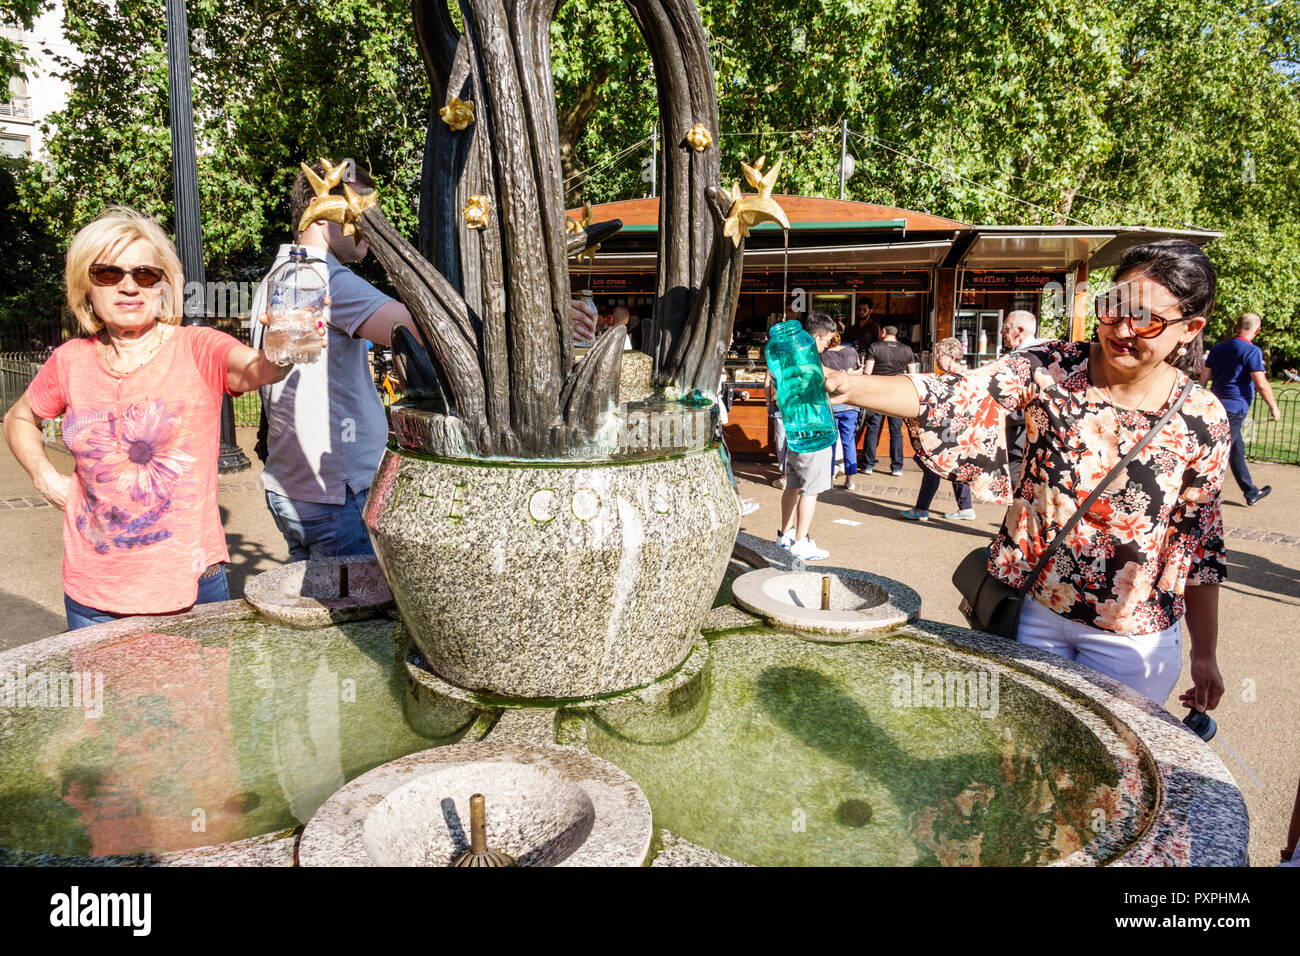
[764,320,836,453]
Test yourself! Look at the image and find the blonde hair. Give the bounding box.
[935,336,964,361]
[65,207,185,334]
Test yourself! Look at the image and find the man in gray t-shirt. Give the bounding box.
[249,162,417,560]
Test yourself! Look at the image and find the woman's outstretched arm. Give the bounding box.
[823,369,922,418]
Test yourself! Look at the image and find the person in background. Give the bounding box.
[251,162,415,562]
[900,337,975,521]
[773,311,836,562]
[852,298,876,354]
[765,365,787,488]
[608,304,634,350]
[1001,310,1041,488]
[254,162,600,561]
[807,312,860,491]
[1200,312,1280,506]
[3,207,323,629]
[861,324,918,476]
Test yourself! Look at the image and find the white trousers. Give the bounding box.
[1017,599,1182,704]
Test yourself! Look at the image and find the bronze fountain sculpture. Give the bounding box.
[296,0,788,699]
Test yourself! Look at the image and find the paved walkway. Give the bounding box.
[1,429,1296,866]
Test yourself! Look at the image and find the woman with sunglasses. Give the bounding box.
[823,240,1229,715]
[2,206,324,630]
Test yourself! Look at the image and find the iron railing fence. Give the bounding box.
[0,351,46,416]
[1244,386,1300,465]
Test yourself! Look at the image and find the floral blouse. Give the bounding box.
[907,341,1230,635]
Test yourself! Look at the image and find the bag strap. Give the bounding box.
[1014,377,1195,598]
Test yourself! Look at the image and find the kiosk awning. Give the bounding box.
[954,225,1221,272]
[957,227,1117,271]
[587,240,954,272]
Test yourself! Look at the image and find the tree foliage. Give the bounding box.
[8,0,1300,361]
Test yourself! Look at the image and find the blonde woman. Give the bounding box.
[2,207,323,629]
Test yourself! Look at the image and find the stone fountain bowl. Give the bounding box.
[363,441,741,700]
[297,742,653,867]
[730,566,920,637]
[243,556,394,628]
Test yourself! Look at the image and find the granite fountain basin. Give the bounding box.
[0,602,455,865]
[0,544,1248,867]
[363,440,741,699]
[296,742,653,867]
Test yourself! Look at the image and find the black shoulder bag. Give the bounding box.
[952,379,1193,639]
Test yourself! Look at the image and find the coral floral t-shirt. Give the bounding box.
[26,325,241,614]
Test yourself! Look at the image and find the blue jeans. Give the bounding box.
[863,413,904,472]
[1225,411,1259,498]
[915,460,972,512]
[831,407,858,475]
[265,487,374,562]
[64,563,230,631]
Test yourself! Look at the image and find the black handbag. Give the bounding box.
[953,379,1193,638]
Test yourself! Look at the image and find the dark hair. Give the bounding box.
[1112,239,1215,375]
[804,311,837,337]
[290,160,377,242]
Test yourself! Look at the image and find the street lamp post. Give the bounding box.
[165,0,250,474]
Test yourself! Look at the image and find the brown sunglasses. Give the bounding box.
[89,263,166,288]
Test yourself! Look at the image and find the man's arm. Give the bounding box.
[354,301,416,348]
[1251,370,1281,420]
[863,359,875,374]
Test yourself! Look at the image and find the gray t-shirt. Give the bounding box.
[249,245,393,504]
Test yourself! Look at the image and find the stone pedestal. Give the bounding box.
[363,443,740,699]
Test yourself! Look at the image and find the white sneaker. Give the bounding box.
[777,530,795,549]
[740,498,760,516]
[789,537,829,561]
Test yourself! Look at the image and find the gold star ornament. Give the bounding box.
[566,202,599,264]
[685,123,712,151]
[722,155,789,246]
[297,158,377,237]
[439,97,475,131]
[465,195,491,230]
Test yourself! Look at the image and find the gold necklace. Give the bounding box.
[1092,348,1167,412]
[102,324,166,376]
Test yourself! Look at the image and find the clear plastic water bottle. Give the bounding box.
[264,247,326,365]
[764,319,836,453]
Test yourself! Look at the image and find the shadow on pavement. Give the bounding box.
[0,589,65,648]
[1224,550,1300,604]
[219,505,281,601]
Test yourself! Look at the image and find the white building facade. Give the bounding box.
[2,2,74,160]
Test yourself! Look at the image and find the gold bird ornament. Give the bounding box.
[297,158,376,237]
[439,97,475,131]
[722,155,789,246]
[567,202,599,264]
